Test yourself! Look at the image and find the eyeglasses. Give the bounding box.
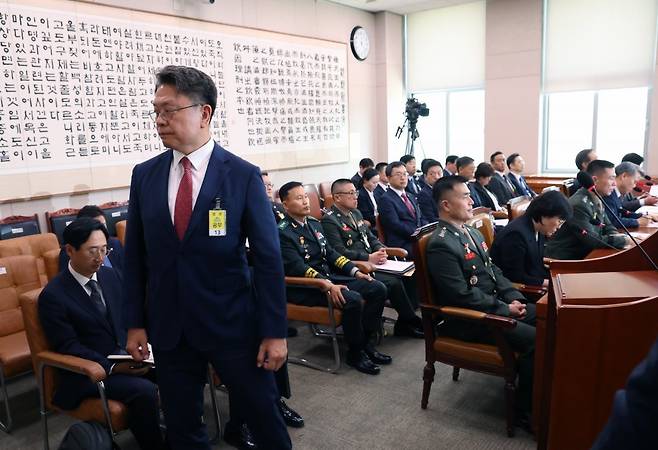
[335,191,358,196]
[85,246,113,258]
[264,183,274,188]
[148,104,201,122]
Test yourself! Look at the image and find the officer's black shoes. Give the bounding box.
[278,399,304,428]
[224,422,258,449]
[346,350,381,375]
[364,343,393,365]
[393,320,424,339]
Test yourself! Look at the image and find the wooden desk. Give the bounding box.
[525,175,571,196]
[535,270,658,450]
[585,226,657,259]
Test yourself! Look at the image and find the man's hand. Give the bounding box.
[638,216,651,227]
[367,248,388,265]
[508,300,527,318]
[355,271,373,282]
[256,338,287,371]
[126,328,150,362]
[644,195,658,206]
[111,361,150,377]
[326,283,348,307]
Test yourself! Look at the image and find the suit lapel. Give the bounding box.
[97,268,121,342]
[61,270,114,336]
[155,150,178,239]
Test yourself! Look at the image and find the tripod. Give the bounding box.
[395,117,423,157]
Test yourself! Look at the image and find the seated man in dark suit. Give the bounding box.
[374,162,389,199]
[416,159,443,223]
[378,161,428,257]
[455,156,476,181]
[602,162,654,229]
[491,190,572,288]
[350,158,374,190]
[569,148,598,196]
[278,182,391,375]
[488,151,518,205]
[58,205,124,276]
[401,155,422,198]
[426,176,536,428]
[357,168,381,229]
[506,153,536,198]
[444,155,458,177]
[39,218,166,450]
[322,179,423,338]
[261,171,286,224]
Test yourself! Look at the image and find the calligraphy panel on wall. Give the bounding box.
[0,0,348,201]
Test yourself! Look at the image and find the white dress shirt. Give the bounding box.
[485,187,503,211]
[167,138,214,224]
[366,189,378,216]
[377,182,389,191]
[68,262,105,307]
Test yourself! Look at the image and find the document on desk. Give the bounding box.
[650,185,658,197]
[636,205,658,215]
[629,231,652,241]
[494,219,509,227]
[374,260,415,275]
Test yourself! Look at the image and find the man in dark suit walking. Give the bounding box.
[123,66,290,449]
[39,218,166,450]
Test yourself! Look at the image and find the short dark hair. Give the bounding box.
[506,153,521,169]
[490,151,504,163]
[278,181,303,201]
[456,156,475,171]
[400,155,415,165]
[77,205,104,220]
[575,148,595,170]
[155,65,218,117]
[331,178,354,194]
[385,161,405,177]
[260,171,269,176]
[432,175,469,205]
[445,155,459,165]
[421,159,442,175]
[621,152,644,166]
[63,217,109,250]
[474,162,495,180]
[586,159,615,176]
[362,168,379,182]
[359,158,374,169]
[375,162,388,173]
[525,190,572,223]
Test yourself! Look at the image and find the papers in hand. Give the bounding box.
[373,259,415,275]
[108,344,155,365]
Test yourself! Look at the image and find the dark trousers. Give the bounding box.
[286,276,386,351]
[154,337,291,450]
[373,272,418,322]
[62,373,165,450]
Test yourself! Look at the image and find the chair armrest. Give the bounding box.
[420,303,517,329]
[284,276,331,291]
[353,261,374,273]
[511,283,547,297]
[36,351,107,383]
[384,247,408,259]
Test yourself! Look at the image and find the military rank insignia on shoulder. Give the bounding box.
[325,210,334,216]
[278,220,289,229]
[308,216,320,222]
[438,227,446,238]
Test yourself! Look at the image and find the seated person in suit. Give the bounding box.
[615,157,658,211]
[39,218,166,450]
[416,159,443,223]
[401,155,422,197]
[262,171,286,223]
[374,162,389,198]
[357,168,381,229]
[491,190,572,288]
[468,163,508,219]
[350,158,374,190]
[58,205,124,275]
[278,182,391,375]
[602,162,654,229]
[506,153,536,198]
[322,179,423,339]
[444,155,458,177]
[569,148,598,196]
[545,160,629,260]
[378,161,428,257]
[488,151,518,205]
[426,176,536,426]
[455,156,476,181]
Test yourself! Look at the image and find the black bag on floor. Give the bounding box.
[58,421,120,450]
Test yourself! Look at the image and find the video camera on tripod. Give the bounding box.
[396,95,430,156]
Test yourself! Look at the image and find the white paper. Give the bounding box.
[374,260,415,274]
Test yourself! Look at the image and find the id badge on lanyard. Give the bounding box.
[209,197,227,237]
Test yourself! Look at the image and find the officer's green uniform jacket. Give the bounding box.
[278,213,357,279]
[426,219,523,317]
[320,206,384,261]
[272,202,286,224]
[545,187,626,260]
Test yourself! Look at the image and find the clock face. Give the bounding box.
[350,26,369,61]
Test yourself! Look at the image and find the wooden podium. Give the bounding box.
[535,230,658,450]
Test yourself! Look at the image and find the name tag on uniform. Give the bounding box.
[209,210,227,236]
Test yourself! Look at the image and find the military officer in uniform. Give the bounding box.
[426,176,536,429]
[321,179,423,338]
[278,181,391,375]
[261,171,286,223]
[545,160,628,260]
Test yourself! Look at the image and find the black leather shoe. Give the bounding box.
[224,422,257,449]
[364,344,392,365]
[515,412,534,435]
[346,351,380,375]
[287,327,298,338]
[278,399,304,428]
[394,321,424,339]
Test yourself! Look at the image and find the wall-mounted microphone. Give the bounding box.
[576,171,658,270]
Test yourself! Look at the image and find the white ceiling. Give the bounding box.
[326,0,479,15]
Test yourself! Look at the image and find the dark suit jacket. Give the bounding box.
[123,142,287,353]
[490,215,548,286]
[602,192,642,229]
[488,172,516,205]
[621,192,642,212]
[350,172,363,190]
[592,336,658,450]
[373,184,386,200]
[39,266,125,409]
[356,187,377,227]
[58,237,124,276]
[417,184,438,223]
[443,169,454,178]
[377,188,426,256]
[469,182,497,210]
[507,173,536,197]
[405,175,422,198]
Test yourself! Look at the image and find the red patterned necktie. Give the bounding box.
[401,193,416,218]
[174,157,193,240]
